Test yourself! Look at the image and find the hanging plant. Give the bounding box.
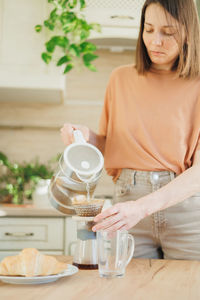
[35,0,101,73]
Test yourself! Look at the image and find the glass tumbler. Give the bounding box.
[97,230,135,278]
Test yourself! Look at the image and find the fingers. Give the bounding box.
[60,123,74,145]
[106,220,126,232]
[93,219,125,233]
[93,206,119,223]
[92,212,121,232]
[92,203,135,232]
[118,224,129,231]
[60,123,90,146]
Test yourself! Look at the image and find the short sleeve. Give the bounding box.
[98,82,112,137]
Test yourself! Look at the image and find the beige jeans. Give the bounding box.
[114,169,200,260]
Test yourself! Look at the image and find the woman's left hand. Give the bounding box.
[92,201,146,232]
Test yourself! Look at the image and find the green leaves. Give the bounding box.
[44,20,55,31]
[57,55,71,66]
[35,0,101,73]
[80,0,86,9]
[0,152,9,167]
[64,63,74,73]
[41,52,52,64]
[82,53,98,72]
[60,11,76,25]
[35,25,42,32]
[68,0,77,9]
[80,41,97,52]
[90,23,101,33]
[45,36,69,53]
[50,8,58,20]
[69,44,80,56]
[83,53,98,63]
[0,152,54,205]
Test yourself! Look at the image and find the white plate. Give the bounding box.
[0,264,78,285]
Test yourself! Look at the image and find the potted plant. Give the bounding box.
[0,152,57,205]
[35,0,101,73]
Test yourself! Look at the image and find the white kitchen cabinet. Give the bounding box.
[64,216,77,256]
[0,215,77,261]
[0,0,64,103]
[84,0,145,51]
[0,199,112,261]
[0,217,64,250]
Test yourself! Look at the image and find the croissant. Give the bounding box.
[0,248,67,277]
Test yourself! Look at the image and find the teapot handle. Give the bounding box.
[73,130,86,144]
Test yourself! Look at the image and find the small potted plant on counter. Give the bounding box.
[0,152,56,206]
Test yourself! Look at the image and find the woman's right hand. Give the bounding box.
[60,123,90,146]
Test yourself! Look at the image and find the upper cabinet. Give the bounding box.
[0,0,144,102]
[85,0,145,51]
[0,0,64,103]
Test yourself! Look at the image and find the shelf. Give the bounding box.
[0,66,65,103]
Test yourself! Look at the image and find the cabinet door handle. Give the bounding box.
[110,15,134,20]
[5,232,34,237]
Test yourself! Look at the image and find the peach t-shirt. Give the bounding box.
[99,64,200,182]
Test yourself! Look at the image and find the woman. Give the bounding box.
[61,0,200,260]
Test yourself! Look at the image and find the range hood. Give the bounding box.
[85,0,145,51]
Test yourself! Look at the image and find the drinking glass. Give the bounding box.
[97,230,135,278]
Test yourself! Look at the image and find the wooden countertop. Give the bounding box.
[0,256,200,300]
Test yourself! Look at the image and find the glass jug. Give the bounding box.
[49,130,104,215]
[72,216,98,269]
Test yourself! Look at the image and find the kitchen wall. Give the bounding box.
[0,0,136,197]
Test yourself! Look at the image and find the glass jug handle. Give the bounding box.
[126,234,135,266]
[73,130,86,144]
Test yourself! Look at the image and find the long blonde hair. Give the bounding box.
[136,0,200,78]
